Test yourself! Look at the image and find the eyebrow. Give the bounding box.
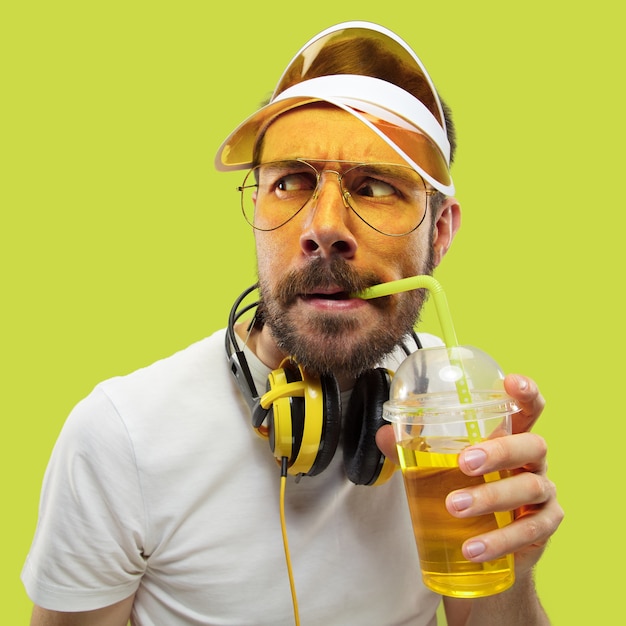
[259,160,311,174]
[258,159,422,186]
[347,162,423,187]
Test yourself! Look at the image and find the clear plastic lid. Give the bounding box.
[383,345,518,426]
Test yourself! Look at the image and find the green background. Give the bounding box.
[2,1,623,623]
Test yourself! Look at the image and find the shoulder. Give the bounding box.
[58,329,238,458]
[381,332,444,371]
[100,329,228,394]
[95,329,231,413]
[416,332,445,349]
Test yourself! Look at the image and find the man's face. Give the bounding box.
[253,105,447,377]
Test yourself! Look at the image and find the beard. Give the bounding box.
[257,252,435,377]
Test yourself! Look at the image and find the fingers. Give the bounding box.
[458,432,548,476]
[446,430,564,569]
[446,467,555,519]
[375,424,399,464]
[377,372,562,571]
[504,374,545,434]
[454,486,564,567]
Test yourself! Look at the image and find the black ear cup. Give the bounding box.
[343,368,393,485]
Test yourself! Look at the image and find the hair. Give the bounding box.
[439,99,457,165]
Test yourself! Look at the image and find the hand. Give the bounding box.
[376,374,564,576]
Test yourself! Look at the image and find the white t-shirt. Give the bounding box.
[22,329,443,625]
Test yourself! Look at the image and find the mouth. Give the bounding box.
[302,290,351,301]
[298,288,366,312]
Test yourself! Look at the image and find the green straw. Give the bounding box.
[355,275,509,526]
[354,275,480,435]
[357,275,458,349]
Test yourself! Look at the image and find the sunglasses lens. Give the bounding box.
[240,161,318,231]
[240,160,431,236]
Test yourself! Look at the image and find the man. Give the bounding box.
[22,21,563,625]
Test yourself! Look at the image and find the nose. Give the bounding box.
[299,171,358,259]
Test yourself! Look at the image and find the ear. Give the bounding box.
[431,196,461,268]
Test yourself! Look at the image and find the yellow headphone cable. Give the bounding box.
[280,457,301,626]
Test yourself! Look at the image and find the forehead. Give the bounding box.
[258,104,408,165]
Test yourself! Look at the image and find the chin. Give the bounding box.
[275,321,403,377]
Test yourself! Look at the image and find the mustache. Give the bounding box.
[272,258,383,306]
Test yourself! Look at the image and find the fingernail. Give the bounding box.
[518,376,528,391]
[450,492,473,512]
[463,448,487,471]
[465,541,486,558]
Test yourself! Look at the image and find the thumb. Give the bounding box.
[375,424,399,465]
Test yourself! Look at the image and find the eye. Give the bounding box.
[354,177,397,199]
[276,172,317,193]
[272,170,317,202]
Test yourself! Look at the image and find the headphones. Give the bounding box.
[225,285,423,485]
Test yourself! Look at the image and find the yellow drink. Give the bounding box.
[398,436,514,598]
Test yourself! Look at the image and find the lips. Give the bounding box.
[298,288,367,312]
[271,258,383,309]
[303,290,351,301]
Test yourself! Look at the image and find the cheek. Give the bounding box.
[375,235,430,277]
[255,232,291,283]
[405,226,434,270]
[255,243,272,281]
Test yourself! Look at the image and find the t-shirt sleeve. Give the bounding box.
[21,385,147,611]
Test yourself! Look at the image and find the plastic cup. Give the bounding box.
[383,345,519,598]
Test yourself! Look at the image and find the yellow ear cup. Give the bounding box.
[286,362,324,475]
[369,456,397,486]
[263,359,324,475]
[265,365,297,461]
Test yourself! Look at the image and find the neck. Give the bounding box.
[234,322,357,392]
